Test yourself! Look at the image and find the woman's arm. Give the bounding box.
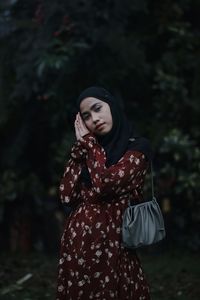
[80,134,148,198]
[59,141,87,205]
[59,112,89,205]
[59,158,82,205]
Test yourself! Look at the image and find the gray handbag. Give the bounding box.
[122,162,166,249]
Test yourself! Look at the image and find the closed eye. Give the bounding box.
[82,114,90,121]
[81,103,102,120]
[94,105,101,112]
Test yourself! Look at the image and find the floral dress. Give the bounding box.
[56,134,150,300]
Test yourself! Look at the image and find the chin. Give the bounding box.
[97,129,111,136]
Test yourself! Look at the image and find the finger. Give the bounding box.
[76,123,85,141]
[75,116,81,130]
[74,120,81,140]
[75,115,79,126]
[76,113,89,138]
[76,114,82,126]
[74,120,78,132]
[76,114,83,131]
[76,127,82,141]
[78,113,85,124]
[74,124,79,140]
[78,113,87,130]
[78,121,88,136]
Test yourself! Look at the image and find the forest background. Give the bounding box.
[0,0,199,259]
[0,1,200,299]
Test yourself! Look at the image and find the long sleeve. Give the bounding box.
[59,140,87,205]
[59,158,82,205]
[80,134,148,198]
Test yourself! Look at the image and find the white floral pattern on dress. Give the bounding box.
[56,134,150,300]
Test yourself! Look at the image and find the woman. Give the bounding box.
[56,86,152,300]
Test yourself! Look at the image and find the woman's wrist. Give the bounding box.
[71,140,87,161]
[79,133,97,149]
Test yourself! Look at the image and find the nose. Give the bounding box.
[91,112,99,124]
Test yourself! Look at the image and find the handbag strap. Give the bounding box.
[128,161,155,206]
[150,161,155,199]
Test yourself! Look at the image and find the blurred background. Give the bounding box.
[0,0,199,299]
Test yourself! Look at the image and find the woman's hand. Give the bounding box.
[74,113,90,141]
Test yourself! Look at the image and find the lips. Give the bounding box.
[96,123,105,130]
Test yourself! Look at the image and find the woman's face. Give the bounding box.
[80,97,113,135]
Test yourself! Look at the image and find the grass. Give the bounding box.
[141,246,200,300]
[0,253,57,300]
[0,246,199,300]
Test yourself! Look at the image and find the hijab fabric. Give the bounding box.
[76,86,153,186]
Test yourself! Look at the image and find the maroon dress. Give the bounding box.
[56,133,150,300]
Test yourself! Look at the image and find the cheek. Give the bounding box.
[107,110,113,126]
[85,120,94,132]
[110,115,113,126]
[109,119,113,131]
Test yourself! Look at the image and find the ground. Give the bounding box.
[0,246,199,300]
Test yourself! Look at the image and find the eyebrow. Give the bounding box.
[81,102,101,116]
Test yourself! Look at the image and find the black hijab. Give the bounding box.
[76,86,153,186]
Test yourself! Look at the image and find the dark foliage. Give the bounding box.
[0,0,199,251]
